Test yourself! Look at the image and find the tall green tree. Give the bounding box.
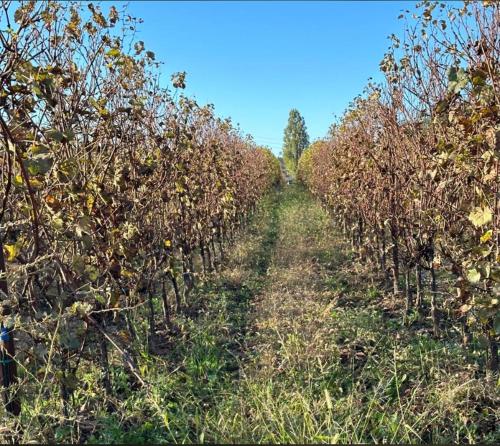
[282,109,309,175]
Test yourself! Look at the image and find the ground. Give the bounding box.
[76,186,498,443]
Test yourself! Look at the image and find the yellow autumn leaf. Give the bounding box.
[121,268,135,278]
[86,194,95,213]
[29,178,43,189]
[29,143,49,155]
[4,244,20,262]
[13,174,23,187]
[480,230,492,243]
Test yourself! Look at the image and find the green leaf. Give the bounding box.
[29,144,50,155]
[106,48,121,58]
[52,215,64,230]
[57,158,78,181]
[25,156,53,175]
[467,268,481,284]
[86,265,99,281]
[447,67,468,94]
[46,129,64,142]
[64,129,75,141]
[494,314,500,336]
[94,294,106,305]
[491,269,500,283]
[60,331,81,350]
[72,255,85,274]
[480,246,492,258]
[468,206,492,228]
[447,66,458,82]
[32,85,43,97]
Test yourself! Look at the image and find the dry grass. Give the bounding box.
[200,186,499,444]
[13,185,497,443]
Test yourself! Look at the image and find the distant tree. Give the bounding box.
[282,109,309,175]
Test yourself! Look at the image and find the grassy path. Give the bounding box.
[206,184,347,443]
[92,185,498,444]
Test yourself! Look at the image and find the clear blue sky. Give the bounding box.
[125,1,412,155]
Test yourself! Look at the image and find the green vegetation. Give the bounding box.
[1,1,499,443]
[282,109,309,175]
[14,185,493,443]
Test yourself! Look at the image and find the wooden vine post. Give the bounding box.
[0,244,20,416]
[0,324,20,416]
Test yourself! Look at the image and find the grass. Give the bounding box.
[10,185,499,443]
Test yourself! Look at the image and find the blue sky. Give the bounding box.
[126,1,412,155]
